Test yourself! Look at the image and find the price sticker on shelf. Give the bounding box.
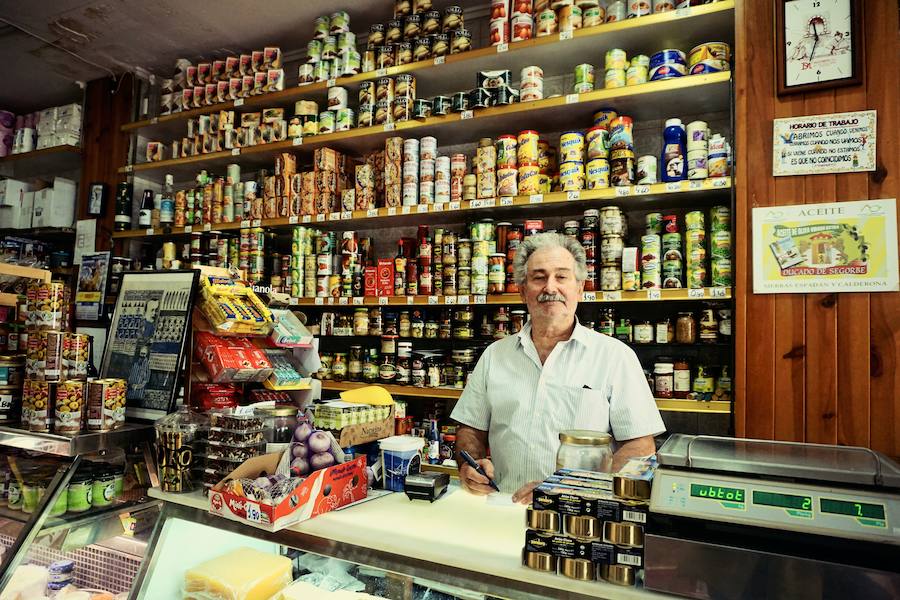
[240,220,251,228]
[496,43,509,53]
[384,122,396,131]
[428,295,439,305]
[123,165,134,174]
[688,288,706,299]
[529,194,544,204]
[150,117,159,125]
[234,98,245,107]
[289,297,300,305]
[582,291,597,302]
[289,216,299,224]
[483,198,496,207]
[338,297,348,305]
[292,137,303,146]
[417,205,429,213]
[603,291,622,302]
[252,219,261,227]
[340,211,352,220]
[327,297,335,305]
[634,185,651,195]
[316,214,326,222]
[559,30,573,41]
[363,208,377,218]
[457,295,470,304]
[500,196,514,206]
[327,78,337,87]
[203,223,211,231]
[471,199,484,209]
[244,501,262,523]
[460,110,474,120]
[712,177,729,188]
[689,180,703,190]
[378,296,389,305]
[434,56,445,65]
[353,296,364,305]
[388,207,397,216]
[711,287,729,298]
[647,289,662,300]
[666,182,682,193]
[615,187,631,197]
[449,201,461,211]
[314,297,324,305]
[444,295,456,305]
[406,296,415,304]
[376,69,388,77]
[401,206,412,214]
[676,6,691,17]
[328,212,340,221]
[433,203,446,212]
[145,228,154,236]
[567,191,580,201]
[302,215,312,223]
[565,94,579,105]
[184,225,192,233]
[473,295,486,305]
[231,148,241,156]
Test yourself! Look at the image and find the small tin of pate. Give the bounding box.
[412,98,432,119]
[432,95,451,115]
[522,549,557,572]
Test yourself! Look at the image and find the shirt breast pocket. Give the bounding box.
[544,383,610,434]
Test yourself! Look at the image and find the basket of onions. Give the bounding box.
[288,421,341,477]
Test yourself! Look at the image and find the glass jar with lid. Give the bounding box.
[654,361,674,398]
[411,311,425,338]
[368,308,383,336]
[398,311,411,337]
[510,310,527,333]
[615,318,633,342]
[676,312,696,344]
[348,346,363,381]
[556,430,613,473]
[633,320,653,344]
[655,317,674,343]
[332,353,348,381]
[598,309,615,336]
[353,308,369,336]
[699,309,718,343]
[256,406,298,444]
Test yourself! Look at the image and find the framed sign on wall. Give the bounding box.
[775,0,864,95]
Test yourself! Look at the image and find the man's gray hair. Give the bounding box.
[513,232,588,286]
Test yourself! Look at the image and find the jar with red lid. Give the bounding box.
[488,254,506,294]
[674,359,691,399]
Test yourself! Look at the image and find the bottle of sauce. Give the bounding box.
[615,318,633,342]
[673,358,691,399]
[660,118,686,182]
[655,317,673,343]
[654,361,674,399]
[394,240,407,296]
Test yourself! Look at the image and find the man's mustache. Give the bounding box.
[537,293,566,303]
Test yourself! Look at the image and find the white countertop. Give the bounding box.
[149,484,671,600]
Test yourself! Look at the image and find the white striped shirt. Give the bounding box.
[451,318,665,493]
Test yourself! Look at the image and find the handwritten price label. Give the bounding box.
[603,291,622,301]
[444,296,456,304]
[483,198,496,207]
[565,94,579,104]
[434,56,445,65]
[470,199,484,209]
[407,296,415,304]
[338,297,348,305]
[567,191,580,201]
[302,215,312,223]
[316,214,326,222]
[634,185,651,195]
[688,288,706,298]
[366,209,379,218]
[461,110,474,120]
[712,177,729,188]
[150,117,159,125]
[711,287,729,298]
[689,180,703,190]
[676,6,692,17]
[428,296,438,305]
[124,165,134,173]
[647,289,662,300]
[184,225,192,233]
[417,205,429,213]
[401,206,412,214]
[449,201,461,210]
[433,203,445,212]
[234,98,245,107]
[314,297,324,305]
[353,297,364,305]
[387,207,397,216]
[529,194,544,204]
[327,297,335,305]
[339,211,351,220]
[383,122,396,131]
[615,187,631,197]
[203,223,212,231]
[252,219,261,227]
[378,296,389,305]
[329,212,341,221]
[145,228,154,235]
[496,43,509,53]
[559,30,573,41]
[292,137,303,146]
[244,501,262,523]
[457,295,470,304]
[473,295,486,304]
[666,182,682,193]
[288,216,299,224]
[231,148,241,156]
[376,69,388,77]
[582,291,597,302]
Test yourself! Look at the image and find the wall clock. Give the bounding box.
[775,0,864,95]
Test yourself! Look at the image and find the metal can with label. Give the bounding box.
[605,68,626,89]
[711,230,731,259]
[711,258,732,287]
[518,163,541,195]
[586,127,609,159]
[559,131,585,163]
[605,48,628,70]
[496,135,518,168]
[517,130,540,164]
[626,65,648,86]
[586,159,610,189]
[559,161,585,191]
[636,155,657,184]
[685,210,705,231]
[574,63,595,90]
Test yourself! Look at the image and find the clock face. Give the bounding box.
[784,0,854,87]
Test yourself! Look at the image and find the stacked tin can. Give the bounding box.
[299,11,360,87]
[290,226,311,298]
[686,120,709,180]
[520,66,543,102]
[708,133,730,178]
[469,220,499,295]
[659,215,685,288]
[558,129,586,192]
[684,211,706,289]
[402,138,420,206]
[599,206,626,291]
[709,206,732,288]
[688,42,732,75]
[365,2,467,75]
[385,137,403,207]
[608,113,635,186]
[475,138,497,199]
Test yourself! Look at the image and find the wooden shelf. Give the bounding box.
[111,177,731,239]
[319,380,731,414]
[121,2,735,140]
[0,226,76,239]
[120,72,732,181]
[291,287,731,307]
[0,145,81,177]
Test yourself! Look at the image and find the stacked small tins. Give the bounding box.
[709,206,732,288]
[299,11,359,86]
[365,2,467,74]
[688,42,732,75]
[684,210,707,289]
[523,460,653,587]
[488,0,535,46]
[520,66,543,102]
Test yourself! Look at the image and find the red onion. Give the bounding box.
[294,422,314,442]
[307,430,331,454]
[310,451,336,471]
[291,443,309,459]
[291,457,310,476]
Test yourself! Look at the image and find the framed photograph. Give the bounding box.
[87,182,107,217]
[101,270,200,420]
[776,0,864,96]
[74,251,110,321]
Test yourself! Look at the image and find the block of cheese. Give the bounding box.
[276,580,380,599]
[184,548,292,600]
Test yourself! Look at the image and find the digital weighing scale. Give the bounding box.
[644,435,900,600]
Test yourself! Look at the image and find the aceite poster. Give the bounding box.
[752,199,899,294]
[772,110,876,176]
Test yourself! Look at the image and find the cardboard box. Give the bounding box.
[376,259,394,296]
[0,190,34,228]
[0,179,30,208]
[334,405,395,447]
[208,452,368,532]
[32,177,76,228]
[195,331,273,383]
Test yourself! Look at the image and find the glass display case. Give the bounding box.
[0,424,160,596]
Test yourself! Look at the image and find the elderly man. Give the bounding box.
[451,232,665,503]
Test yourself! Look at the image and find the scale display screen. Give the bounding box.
[690,484,745,503]
[820,498,885,520]
[753,491,812,511]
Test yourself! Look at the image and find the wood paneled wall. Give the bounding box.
[734,1,900,457]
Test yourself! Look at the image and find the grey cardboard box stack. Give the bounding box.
[523,458,655,587]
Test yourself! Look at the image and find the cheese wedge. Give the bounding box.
[184,548,292,600]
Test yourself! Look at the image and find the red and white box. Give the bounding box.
[195,331,273,383]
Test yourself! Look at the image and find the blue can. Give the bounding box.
[650,49,686,69]
[689,59,730,75]
[650,63,687,81]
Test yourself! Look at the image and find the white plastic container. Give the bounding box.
[379,435,425,492]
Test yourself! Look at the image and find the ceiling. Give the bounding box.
[0,0,482,113]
